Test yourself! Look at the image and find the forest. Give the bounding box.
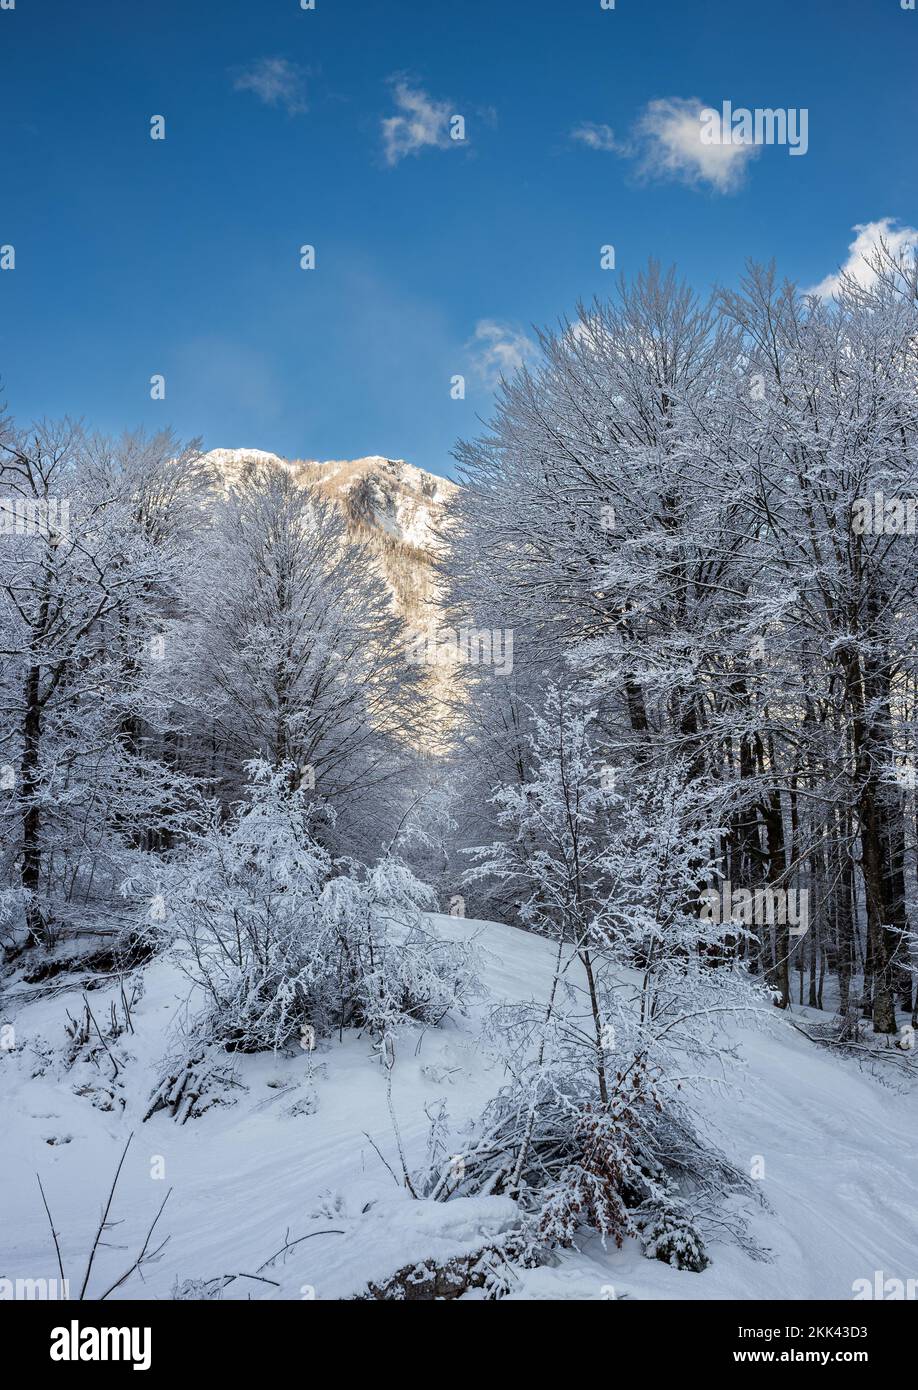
[2,243,917,1300]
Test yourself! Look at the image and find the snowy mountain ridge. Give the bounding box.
[201,448,458,553]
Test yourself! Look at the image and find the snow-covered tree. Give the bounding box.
[185,464,423,858]
[165,761,476,1053]
[0,420,204,948]
[449,685,760,1254]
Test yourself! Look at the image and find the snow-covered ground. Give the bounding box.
[2,914,916,1301]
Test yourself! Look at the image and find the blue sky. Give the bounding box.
[1,0,915,479]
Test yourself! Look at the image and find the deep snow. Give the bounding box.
[1,913,916,1300]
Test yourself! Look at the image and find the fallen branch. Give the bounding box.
[791,1021,916,1064]
[255,1228,346,1273]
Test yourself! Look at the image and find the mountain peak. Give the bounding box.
[304,455,457,549]
[202,448,457,552]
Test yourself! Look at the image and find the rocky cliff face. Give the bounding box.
[201,447,457,629]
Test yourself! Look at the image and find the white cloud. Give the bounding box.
[806,218,918,299]
[381,80,457,166]
[570,122,622,153]
[633,96,757,193]
[233,58,308,116]
[467,320,537,389]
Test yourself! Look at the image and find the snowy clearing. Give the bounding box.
[2,912,915,1301]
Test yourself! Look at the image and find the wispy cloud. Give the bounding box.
[633,97,757,192]
[233,58,308,116]
[381,79,457,166]
[806,218,918,299]
[578,97,756,193]
[570,122,623,154]
[467,320,537,389]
